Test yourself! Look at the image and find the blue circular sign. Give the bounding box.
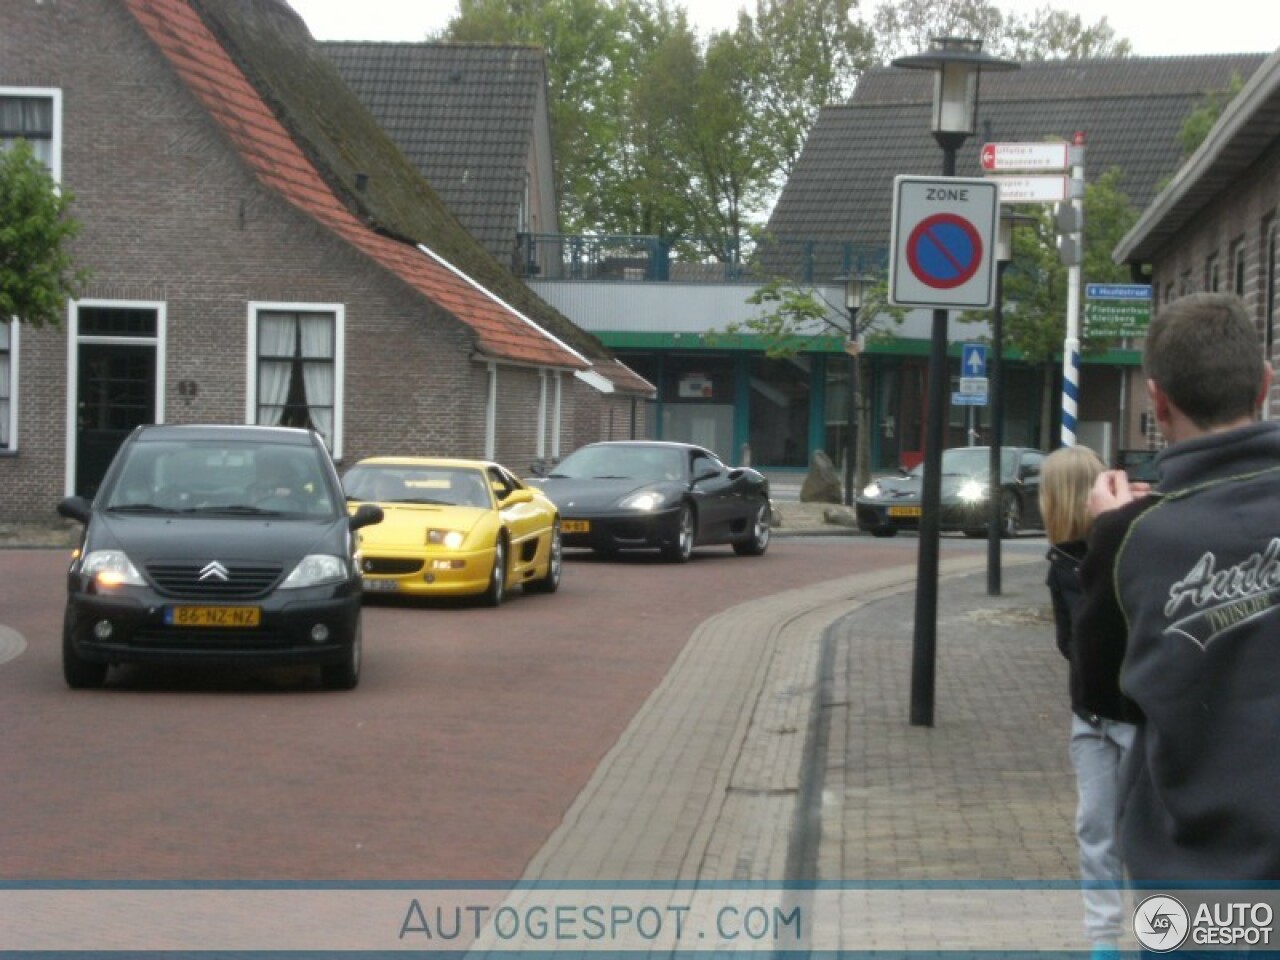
[905,214,983,289]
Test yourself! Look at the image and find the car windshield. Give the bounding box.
[910,448,1014,480]
[550,446,686,483]
[343,465,492,508]
[101,439,337,516]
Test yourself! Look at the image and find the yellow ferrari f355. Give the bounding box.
[342,457,561,605]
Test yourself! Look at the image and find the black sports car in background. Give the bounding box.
[528,441,771,562]
[855,445,1045,538]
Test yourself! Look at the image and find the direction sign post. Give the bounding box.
[1084,283,1153,338]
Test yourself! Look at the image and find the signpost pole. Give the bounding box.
[1061,132,1085,447]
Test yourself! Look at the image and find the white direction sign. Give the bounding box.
[979,142,1075,172]
[889,176,999,310]
[987,174,1079,205]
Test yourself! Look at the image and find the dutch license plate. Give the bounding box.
[888,506,922,518]
[562,520,591,533]
[165,606,261,627]
[362,578,400,593]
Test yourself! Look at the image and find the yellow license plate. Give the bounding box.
[888,506,922,518]
[165,606,261,627]
[563,520,591,533]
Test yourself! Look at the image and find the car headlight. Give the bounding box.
[861,482,882,499]
[620,490,666,511]
[281,554,346,589]
[427,529,466,549]
[957,480,987,503]
[80,550,145,587]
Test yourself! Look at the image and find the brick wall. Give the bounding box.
[1146,145,1280,418]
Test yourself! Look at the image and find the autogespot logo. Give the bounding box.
[1134,894,1190,952]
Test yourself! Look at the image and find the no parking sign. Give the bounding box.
[889,175,999,310]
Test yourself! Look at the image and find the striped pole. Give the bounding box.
[1062,335,1080,446]
[1060,132,1085,447]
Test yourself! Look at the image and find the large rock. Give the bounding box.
[800,450,843,503]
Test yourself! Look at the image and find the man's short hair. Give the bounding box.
[1143,293,1265,429]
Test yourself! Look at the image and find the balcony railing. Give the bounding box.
[515,233,887,285]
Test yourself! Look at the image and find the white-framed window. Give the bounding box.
[0,322,15,451]
[247,303,344,459]
[1,88,62,455]
[0,87,62,181]
[1207,255,1221,292]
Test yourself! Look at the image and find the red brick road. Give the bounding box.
[0,539,916,881]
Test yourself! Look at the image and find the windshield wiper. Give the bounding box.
[107,503,170,513]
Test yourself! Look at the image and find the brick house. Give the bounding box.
[1114,46,1280,419]
[765,53,1267,469]
[0,0,651,523]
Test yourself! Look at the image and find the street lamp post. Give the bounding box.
[844,274,864,507]
[891,37,1018,727]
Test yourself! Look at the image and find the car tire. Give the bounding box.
[482,537,508,606]
[871,528,899,538]
[732,501,771,556]
[62,613,107,690]
[525,523,562,594]
[660,504,695,563]
[1001,493,1022,539]
[321,619,361,691]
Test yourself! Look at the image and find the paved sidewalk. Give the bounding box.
[506,550,1100,952]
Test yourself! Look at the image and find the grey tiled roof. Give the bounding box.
[765,54,1267,283]
[322,41,546,264]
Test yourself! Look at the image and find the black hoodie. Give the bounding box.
[1076,420,1280,882]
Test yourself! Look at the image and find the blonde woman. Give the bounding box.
[1041,445,1139,960]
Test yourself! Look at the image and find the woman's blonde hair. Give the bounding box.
[1039,445,1106,545]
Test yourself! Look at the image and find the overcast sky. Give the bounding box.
[288,0,1277,57]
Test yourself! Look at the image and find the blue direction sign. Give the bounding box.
[890,176,999,310]
[962,343,987,377]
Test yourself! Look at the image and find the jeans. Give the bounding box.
[1070,713,1138,946]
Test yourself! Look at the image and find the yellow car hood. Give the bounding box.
[351,502,488,549]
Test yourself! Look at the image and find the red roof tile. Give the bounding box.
[124,0,587,371]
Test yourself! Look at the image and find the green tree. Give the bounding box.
[0,139,85,328]
[439,0,636,233]
[867,0,1129,62]
[992,167,1138,364]
[1178,72,1246,157]
[439,0,872,258]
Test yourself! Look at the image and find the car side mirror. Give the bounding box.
[349,502,383,530]
[529,459,547,477]
[57,496,92,525]
[503,489,535,506]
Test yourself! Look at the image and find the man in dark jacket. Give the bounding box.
[1075,293,1279,883]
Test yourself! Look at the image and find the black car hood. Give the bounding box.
[870,472,992,499]
[529,477,680,511]
[872,474,921,498]
[86,512,347,565]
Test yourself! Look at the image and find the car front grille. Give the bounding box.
[145,562,283,599]
[129,627,289,649]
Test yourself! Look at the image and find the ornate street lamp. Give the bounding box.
[843,274,864,507]
[892,37,1018,728]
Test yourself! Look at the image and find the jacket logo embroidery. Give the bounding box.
[1164,540,1280,649]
